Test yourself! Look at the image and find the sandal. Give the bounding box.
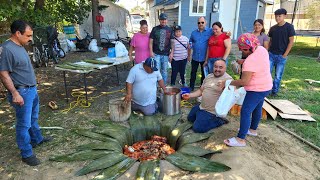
[224,137,246,147]
[48,101,58,110]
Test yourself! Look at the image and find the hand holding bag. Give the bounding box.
[215,80,241,117]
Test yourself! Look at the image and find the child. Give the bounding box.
[268,8,295,96]
[170,25,189,86]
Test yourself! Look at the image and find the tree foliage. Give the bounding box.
[305,1,320,30]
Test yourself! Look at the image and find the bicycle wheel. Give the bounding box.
[42,51,49,67]
[58,48,65,58]
[33,47,41,68]
[52,50,59,64]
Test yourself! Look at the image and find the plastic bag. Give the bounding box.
[236,87,246,105]
[66,39,76,51]
[115,41,128,57]
[215,80,241,117]
[88,39,99,52]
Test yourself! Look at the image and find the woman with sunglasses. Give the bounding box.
[252,19,269,49]
[220,33,272,147]
[129,20,150,64]
[203,22,232,74]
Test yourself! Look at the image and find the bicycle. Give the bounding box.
[31,35,52,67]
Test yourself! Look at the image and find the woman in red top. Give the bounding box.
[203,22,232,74]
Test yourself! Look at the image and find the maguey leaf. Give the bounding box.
[177,132,212,149]
[75,152,127,176]
[165,152,231,173]
[93,157,136,180]
[49,150,112,162]
[71,129,115,142]
[144,115,161,140]
[168,121,192,149]
[136,159,160,180]
[129,114,147,142]
[76,141,122,152]
[93,126,131,147]
[178,144,221,157]
[160,113,181,138]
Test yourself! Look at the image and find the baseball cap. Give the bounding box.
[274,8,287,15]
[174,25,182,31]
[159,13,168,20]
[144,57,158,71]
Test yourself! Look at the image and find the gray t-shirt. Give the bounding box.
[0,40,37,86]
[126,63,162,106]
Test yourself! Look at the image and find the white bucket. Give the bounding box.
[109,97,131,122]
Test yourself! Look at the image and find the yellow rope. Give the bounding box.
[61,88,126,113]
[181,100,193,108]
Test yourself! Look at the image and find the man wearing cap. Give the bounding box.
[268,8,295,96]
[149,13,174,85]
[124,57,167,115]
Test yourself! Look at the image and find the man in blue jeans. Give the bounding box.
[0,20,51,166]
[182,59,232,133]
[149,13,174,85]
[268,8,295,96]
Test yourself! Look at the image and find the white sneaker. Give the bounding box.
[197,96,202,102]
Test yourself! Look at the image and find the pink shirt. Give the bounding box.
[130,32,150,64]
[242,46,272,92]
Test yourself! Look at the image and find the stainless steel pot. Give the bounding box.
[159,87,181,115]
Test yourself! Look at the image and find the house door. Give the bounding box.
[218,0,238,39]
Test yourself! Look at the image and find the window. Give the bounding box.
[189,0,207,16]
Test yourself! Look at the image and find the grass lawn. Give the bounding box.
[184,36,320,147]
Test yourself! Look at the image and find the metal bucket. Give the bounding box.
[159,87,181,115]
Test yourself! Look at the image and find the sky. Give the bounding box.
[116,0,145,12]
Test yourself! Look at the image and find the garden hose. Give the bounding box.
[61,88,125,113]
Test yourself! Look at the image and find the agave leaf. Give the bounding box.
[93,126,130,147]
[144,116,161,140]
[71,129,115,142]
[129,114,147,143]
[93,157,136,180]
[75,152,127,176]
[160,113,181,138]
[168,121,192,149]
[136,159,160,180]
[49,150,112,162]
[178,144,222,157]
[165,152,231,173]
[76,141,122,152]
[177,132,213,149]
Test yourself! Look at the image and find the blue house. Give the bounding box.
[145,0,273,40]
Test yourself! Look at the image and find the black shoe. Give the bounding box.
[31,136,53,148]
[22,155,41,166]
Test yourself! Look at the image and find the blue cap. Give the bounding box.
[159,13,168,20]
[144,57,158,71]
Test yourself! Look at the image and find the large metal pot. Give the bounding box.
[159,87,181,115]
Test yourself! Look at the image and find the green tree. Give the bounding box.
[130,5,145,15]
[306,1,320,30]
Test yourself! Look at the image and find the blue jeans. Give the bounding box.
[269,52,287,94]
[238,90,270,139]
[154,54,169,85]
[7,86,43,158]
[207,57,228,74]
[131,101,158,116]
[189,60,205,91]
[188,105,225,133]
[171,59,187,85]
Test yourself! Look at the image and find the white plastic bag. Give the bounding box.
[66,39,76,51]
[115,41,128,57]
[215,80,241,117]
[88,39,99,52]
[235,87,246,105]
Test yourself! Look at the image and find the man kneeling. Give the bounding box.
[182,59,232,133]
[124,57,167,115]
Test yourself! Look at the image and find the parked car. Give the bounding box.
[130,14,144,33]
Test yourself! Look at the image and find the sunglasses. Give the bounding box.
[198,22,205,24]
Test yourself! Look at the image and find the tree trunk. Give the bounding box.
[34,0,45,10]
[92,0,101,45]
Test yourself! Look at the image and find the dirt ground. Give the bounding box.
[0,50,319,180]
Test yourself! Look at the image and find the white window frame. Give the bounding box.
[189,0,207,16]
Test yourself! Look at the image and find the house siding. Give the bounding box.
[237,0,259,37]
[164,8,179,27]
